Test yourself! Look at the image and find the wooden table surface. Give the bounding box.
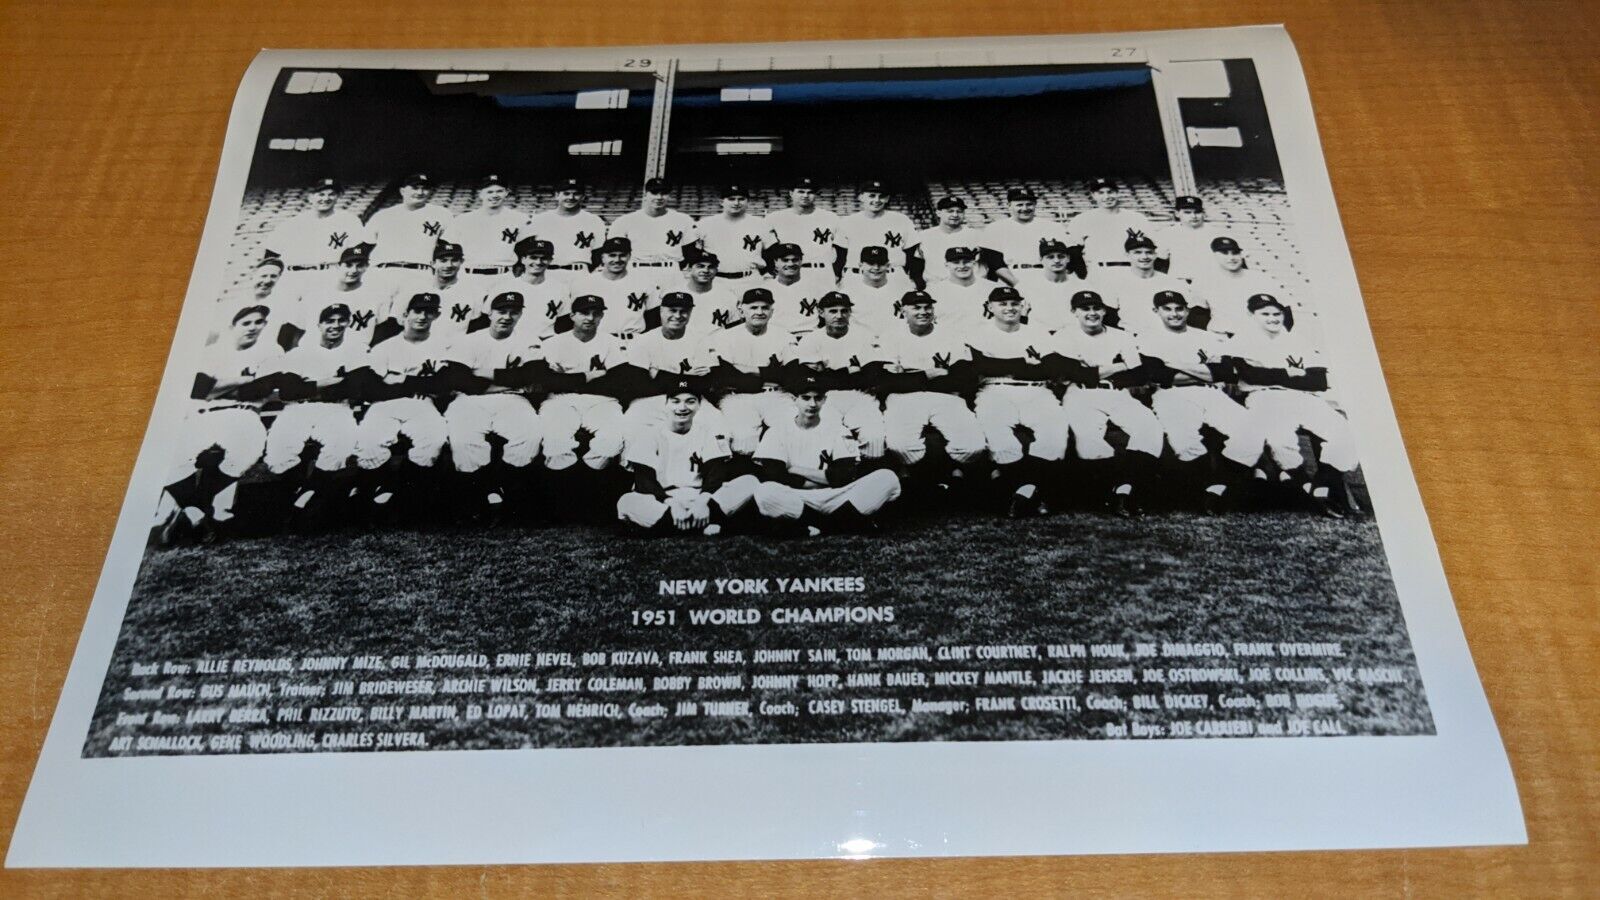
[1,1,1595,895]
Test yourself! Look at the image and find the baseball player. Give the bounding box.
[538,294,628,473]
[1191,236,1294,336]
[212,255,286,345]
[285,243,387,350]
[915,197,989,283]
[1014,239,1080,334]
[260,176,368,296]
[439,289,545,514]
[1153,195,1229,283]
[570,236,659,340]
[353,292,452,512]
[617,379,760,536]
[405,239,488,343]
[1067,177,1154,269]
[526,177,609,279]
[450,174,529,289]
[765,176,842,268]
[1137,289,1264,509]
[926,246,995,335]
[695,184,768,281]
[607,177,697,287]
[963,285,1069,516]
[366,173,455,296]
[1090,230,1188,334]
[835,180,921,284]
[878,290,987,481]
[673,248,742,336]
[761,242,832,337]
[482,237,569,339]
[981,187,1074,285]
[1224,293,1357,517]
[260,300,365,521]
[703,287,797,455]
[754,377,904,535]
[838,245,915,336]
[1047,289,1164,515]
[154,304,277,543]
[620,290,721,435]
[787,291,888,462]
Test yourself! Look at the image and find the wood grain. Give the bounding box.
[0,1,1594,895]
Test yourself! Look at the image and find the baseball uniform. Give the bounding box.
[1068,205,1154,268]
[452,206,531,278]
[1193,264,1292,336]
[1047,324,1164,460]
[608,208,697,264]
[395,275,487,343]
[1014,270,1081,334]
[538,329,627,470]
[926,276,994,336]
[764,272,833,338]
[1137,324,1260,465]
[263,337,364,474]
[963,322,1068,464]
[676,278,743,337]
[838,270,916,337]
[617,418,759,529]
[1154,220,1232,283]
[173,335,276,484]
[1090,267,1191,335]
[878,323,986,465]
[289,277,390,348]
[441,327,545,472]
[622,328,723,435]
[526,208,609,272]
[705,324,797,454]
[1225,326,1357,473]
[481,273,570,339]
[788,327,888,458]
[264,206,369,293]
[982,215,1069,273]
[837,209,920,270]
[915,225,990,281]
[753,418,903,520]
[695,212,769,278]
[766,207,843,271]
[355,332,452,469]
[367,201,455,293]
[569,268,659,340]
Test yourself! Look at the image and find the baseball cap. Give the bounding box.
[232,304,270,324]
[945,246,979,262]
[401,173,432,188]
[339,244,371,264]
[859,179,889,194]
[1152,289,1188,307]
[432,240,464,261]
[684,247,720,268]
[570,294,606,313]
[1070,290,1107,309]
[987,286,1024,304]
[859,246,890,265]
[1089,177,1117,191]
[900,289,936,306]
[665,375,705,398]
[489,291,525,311]
[817,290,853,309]
[479,174,507,190]
[643,177,671,193]
[721,184,749,199]
[1124,231,1157,252]
[556,177,585,191]
[513,237,555,259]
[1006,187,1037,202]
[768,242,804,260]
[791,176,818,190]
[309,176,341,192]
[1039,238,1070,257]
[793,372,826,394]
[1174,195,1203,211]
[935,196,967,211]
[1210,236,1242,253]
[598,236,632,255]
[318,302,352,322]
[740,287,775,305]
[659,291,695,309]
[406,292,442,312]
[1246,293,1287,313]
[255,254,286,271]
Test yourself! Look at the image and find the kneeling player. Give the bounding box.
[617,380,760,535]
[879,290,987,489]
[754,379,903,535]
[354,292,452,512]
[1226,294,1359,517]
[261,300,365,524]
[441,290,545,515]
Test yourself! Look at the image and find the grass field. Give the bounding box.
[85,510,1433,755]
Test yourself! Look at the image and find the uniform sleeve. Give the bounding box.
[753,426,786,464]
[830,423,861,461]
[699,427,733,464]
[623,429,658,470]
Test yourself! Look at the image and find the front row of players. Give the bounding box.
[157,282,1359,543]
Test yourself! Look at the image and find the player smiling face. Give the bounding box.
[740,297,774,330]
[860,190,887,213]
[478,184,509,209]
[903,298,936,330]
[774,251,802,279]
[1253,304,1285,334]
[790,186,816,210]
[688,259,717,285]
[308,186,338,212]
[319,308,351,345]
[988,296,1024,326]
[556,188,584,211]
[1128,246,1158,271]
[1156,298,1189,331]
[945,256,975,281]
[1008,198,1036,222]
[519,250,550,277]
[488,304,523,338]
[666,392,701,432]
[600,250,629,274]
[937,205,965,228]
[1217,247,1245,272]
[400,182,434,206]
[1092,185,1119,209]
[862,257,890,279]
[434,254,462,280]
[571,305,602,338]
[662,303,691,337]
[1073,299,1107,332]
[339,257,368,286]
[1042,249,1070,274]
[796,389,825,425]
[252,262,282,294]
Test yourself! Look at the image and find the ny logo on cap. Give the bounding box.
[423,221,443,237]
[627,292,648,311]
[742,234,762,251]
[575,232,596,248]
[883,231,903,248]
[812,227,833,244]
[350,310,374,329]
[501,227,520,244]
[328,232,349,249]
[451,303,472,322]
[666,230,685,246]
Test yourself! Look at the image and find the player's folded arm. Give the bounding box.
[710,360,763,394]
[756,456,807,489]
[542,367,589,394]
[1228,358,1290,388]
[628,463,669,501]
[1281,366,1330,392]
[1205,356,1236,384]
[191,372,219,401]
[699,455,736,493]
[1186,305,1213,331]
[583,366,631,398]
[493,358,545,391]
[435,360,486,395]
[825,455,860,488]
[599,362,651,401]
[1104,357,1154,390]
[1139,353,1178,388]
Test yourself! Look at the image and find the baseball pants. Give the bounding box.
[541,393,625,470]
[1245,389,1359,472]
[1062,387,1164,460]
[171,408,266,481]
[754,469,902,519]
[264,402,358,474]
[1151,386,1262,465]
[717,391,793,454]
[616,477,760,529]
[444,394,542,472]
[822,389,887,458]
[973,384,1069,464]
[884,392,986,464]
[355,397,449,469]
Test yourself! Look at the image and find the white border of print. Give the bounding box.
[8,26,1524,867]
